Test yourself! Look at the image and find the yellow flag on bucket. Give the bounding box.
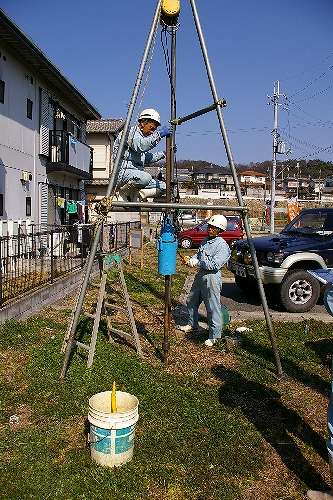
[111,381,117,413]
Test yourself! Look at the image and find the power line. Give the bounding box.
[284,99,333,126]
[288,64,333,98]
[282,52,333,82]
[291,81,333,104]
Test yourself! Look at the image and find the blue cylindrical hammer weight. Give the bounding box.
[157,219,178,276]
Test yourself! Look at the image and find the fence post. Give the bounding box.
[50,231,54,283]
[17,225,21,259]
[0,241,3,306]
[126,222,129,247]
[115,223,118,251]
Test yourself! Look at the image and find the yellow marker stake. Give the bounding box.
[111,381,117,413]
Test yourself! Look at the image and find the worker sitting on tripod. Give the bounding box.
[113,108,171,201]
[178,215,231,347]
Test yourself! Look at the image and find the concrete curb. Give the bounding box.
[0,263,100,323]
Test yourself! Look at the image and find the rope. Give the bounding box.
[111,24,159,197]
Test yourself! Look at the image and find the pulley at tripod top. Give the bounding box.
[161,0,180,25]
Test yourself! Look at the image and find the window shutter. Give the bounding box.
[39,89,52,156]
[40,183,48,227]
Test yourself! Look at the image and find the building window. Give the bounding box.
[27,98,33,119]
[0,81,4,104]
[0,194,3,216]
[26,197,31,217]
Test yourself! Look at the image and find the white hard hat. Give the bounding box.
[207,214,228,231]
[139,108,161,125]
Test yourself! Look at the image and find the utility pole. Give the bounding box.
[268,81,283,234]
[296,162,300,201]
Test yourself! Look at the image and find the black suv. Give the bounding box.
[229,208,333,312]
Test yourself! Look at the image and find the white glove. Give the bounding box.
[188,256,199,267]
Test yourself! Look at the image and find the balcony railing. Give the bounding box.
[49,130,93,177]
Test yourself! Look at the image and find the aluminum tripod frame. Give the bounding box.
[60,0,283,380]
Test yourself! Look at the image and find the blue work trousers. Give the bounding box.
[187,270,222,339]
[117,165,166,191]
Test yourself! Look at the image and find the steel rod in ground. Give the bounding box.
[163,275,171,364]
[59,0,163,380]
[162,25,177,365]
[189,0,283,378]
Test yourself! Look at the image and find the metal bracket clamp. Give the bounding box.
[95,196,113,217]
[170,99,227,126]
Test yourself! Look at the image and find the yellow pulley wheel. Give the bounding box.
[161,0,180,17]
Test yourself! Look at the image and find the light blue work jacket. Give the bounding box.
[113,126,165,173]
[196,236,231,273]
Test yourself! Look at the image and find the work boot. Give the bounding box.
[139,187,162,201]
[306,491,333,500]
[177,324,197,333]
[204,338,217,347]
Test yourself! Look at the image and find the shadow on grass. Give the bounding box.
[122,271,165,303]
[305,338,333,368]
[136,320,164,362]
[241,336,331,397]
[213,364,329,490]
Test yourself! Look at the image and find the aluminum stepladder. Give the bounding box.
[61,253,142,369]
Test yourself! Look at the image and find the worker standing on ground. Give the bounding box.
[113,108,171,201]
[178,215,231,347]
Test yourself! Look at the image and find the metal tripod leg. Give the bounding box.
[188,0,283,378]
[59,0,162,380]
[87,272,107,368]
[117,261,142,357]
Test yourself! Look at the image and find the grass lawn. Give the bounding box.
[0,246,332,499]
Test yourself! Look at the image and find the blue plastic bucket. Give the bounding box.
[88,390,139,468]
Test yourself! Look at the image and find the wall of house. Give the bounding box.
[0,43,93,226]
[87,133,113,179]
[0,45,45,222]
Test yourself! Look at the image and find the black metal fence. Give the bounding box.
[0,221,140,306]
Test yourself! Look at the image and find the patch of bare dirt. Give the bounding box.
[0,350,29,385]
[7,404,34,432]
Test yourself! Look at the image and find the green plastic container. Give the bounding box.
[221,304,230,333]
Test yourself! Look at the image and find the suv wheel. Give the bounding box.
[280,270,320,313]
[180,238,192,249]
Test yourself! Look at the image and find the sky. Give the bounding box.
[1,0,332,166]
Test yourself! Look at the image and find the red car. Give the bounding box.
[178,217,244,249]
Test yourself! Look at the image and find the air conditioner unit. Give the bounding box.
[20,171,33,182]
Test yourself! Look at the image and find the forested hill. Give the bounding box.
[176,160,230,174]
[238,159,333,178]
[177,159,333,178]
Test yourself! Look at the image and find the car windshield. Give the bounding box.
[282,211,333,236]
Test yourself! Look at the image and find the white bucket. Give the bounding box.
[88,390,139,468]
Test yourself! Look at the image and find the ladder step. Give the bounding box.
[84,312,95,319]
[75,340,90,351]
[90,282,101,289]
[107,318,133,343]
[105,302,127,313]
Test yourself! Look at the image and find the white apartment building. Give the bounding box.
[0,9,100,226]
